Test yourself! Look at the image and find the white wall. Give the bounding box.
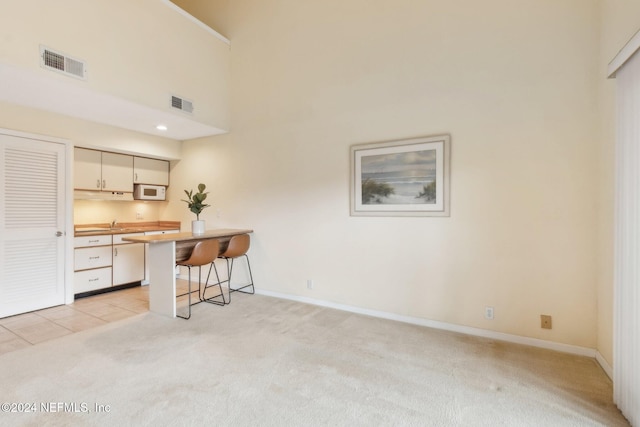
[170,0,602,348]
[0,0,229,131]
[0,0,626,355]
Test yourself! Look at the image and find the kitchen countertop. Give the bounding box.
[121,228,253,244]
[74,221,181,237]
[122,228,253,264]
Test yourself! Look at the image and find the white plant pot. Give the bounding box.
[191,220,205,235]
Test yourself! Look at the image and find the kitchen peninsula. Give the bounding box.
[123,228,253,318]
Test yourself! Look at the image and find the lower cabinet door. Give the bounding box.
[113,243,145,286]
[74,267,112,294]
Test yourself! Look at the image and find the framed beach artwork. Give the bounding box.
[350,135,450,217]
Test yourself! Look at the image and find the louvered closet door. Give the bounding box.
[0,133,66,318]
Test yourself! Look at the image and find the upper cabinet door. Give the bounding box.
[101,152,133,192]
[74,148,102,190]
[134,157,169,186]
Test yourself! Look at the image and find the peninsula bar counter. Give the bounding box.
[123,228,253,317]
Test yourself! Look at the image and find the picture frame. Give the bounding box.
[350,134,450,217]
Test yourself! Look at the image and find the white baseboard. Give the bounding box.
[595,351,613,380]
[256,289,598,359]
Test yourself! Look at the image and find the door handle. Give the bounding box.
[102,179,106,189]
[96,179,101,189]
[56,231,63,237]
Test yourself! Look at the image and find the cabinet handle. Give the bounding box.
[114,248,118,256]
[88,239,99,243]
[102,179,106,189]
[135,173,138,181]
[96,179,101,189]
[89,256,100,260]
[89,278,99,282]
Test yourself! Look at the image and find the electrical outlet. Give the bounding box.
[541,314,552,329]
[136,212,143,220]
[485,306,494,320]
[306,279,314,290]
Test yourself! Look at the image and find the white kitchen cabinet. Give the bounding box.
[74,267,113,294]
[74,234,113,295]
[102,152,134,192]
[74,235,113,271]
[74,148,133,192]
[113,233,145,286]
[74,148,102,190]
[134,157,169,186]
[74,229,179,294]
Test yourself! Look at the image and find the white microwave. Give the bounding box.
[133,184,166,201]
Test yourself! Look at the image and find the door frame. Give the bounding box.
[0,127,74,305]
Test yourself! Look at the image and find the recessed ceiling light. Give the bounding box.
[156,124,168,131]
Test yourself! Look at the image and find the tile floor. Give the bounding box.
[0,279,225,357]
[0,285,150,356]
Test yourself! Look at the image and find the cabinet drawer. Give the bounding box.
[74,246,112,270]
[74,235,112,248]
[74,267,112,294]
[113,232,144,245]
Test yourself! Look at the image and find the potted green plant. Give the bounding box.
[182,183,210,234]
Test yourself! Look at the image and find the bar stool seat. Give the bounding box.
[175,239,225,319]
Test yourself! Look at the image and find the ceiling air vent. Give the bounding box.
[171,95,194,114]
[40,46,86,80]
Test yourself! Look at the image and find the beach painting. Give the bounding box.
[350,135,450,216]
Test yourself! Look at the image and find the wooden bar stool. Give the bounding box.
[175,239,225,319]
[218,234,254,303]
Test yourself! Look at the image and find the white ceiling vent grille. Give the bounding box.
[171,95,194,114]
[40,46,86,80]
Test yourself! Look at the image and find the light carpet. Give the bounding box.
[0,294,629,426]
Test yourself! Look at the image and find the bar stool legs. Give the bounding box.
[218,234,254,304]
[202,261,226,306]
[225,254,254,303]
[176,265,198,320]
[175,236,253,316]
